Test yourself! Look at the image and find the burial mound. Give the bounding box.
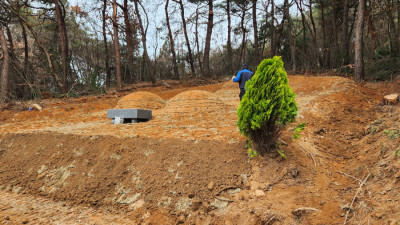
[115,91,166,110]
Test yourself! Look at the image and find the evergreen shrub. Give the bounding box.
[237,56,297,154]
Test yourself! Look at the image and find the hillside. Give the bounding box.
[0,75,399,224]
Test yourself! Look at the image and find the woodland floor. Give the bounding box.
[0,75,399,224]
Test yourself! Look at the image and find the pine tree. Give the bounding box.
[237,56,297,154]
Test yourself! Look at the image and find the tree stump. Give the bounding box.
[382,93,399,105]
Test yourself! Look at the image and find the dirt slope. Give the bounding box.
[0,76,399,224]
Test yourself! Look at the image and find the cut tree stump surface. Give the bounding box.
[383,93,399,105]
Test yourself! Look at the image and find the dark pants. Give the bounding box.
[239,89,245,101]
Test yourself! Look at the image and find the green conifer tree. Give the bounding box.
[237,56,297,154]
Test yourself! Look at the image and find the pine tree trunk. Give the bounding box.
[195,7,203,74]
[53,0,70,93]
[261,3,269,59]
[227,0,233,74]
[4,24,15,99]
[301,12,306,54]
[387,0,398,57]
[240,7,246,64]
[319,0,327,68]
[330,0,337,67]
[112,0,122,90]
[398,0,400,53]
[308,1,320,68]
[134,0,155,83]
[270,0,276,55]
[123,0,136,83]
[354,0,365,82]
[165,0,179,80]
[0,26,9,103]
[203,0,214,77]
[285,0,296,71]
[102,0,111,88]
[5,25,14,58]
[19,19,32,98]
[20,20,29,78]
[295,0,307,61]
[252,0,259,62]
[178,0,195,76]
[342,0,350,65]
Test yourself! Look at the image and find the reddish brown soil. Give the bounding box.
[0,76,400,224]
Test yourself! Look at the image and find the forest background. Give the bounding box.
[0,0,399,103]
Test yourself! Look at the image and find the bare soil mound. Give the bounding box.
[163,90,229,116]
[352,105,400,223]
[0,133,250,224]
[115,91,166,110]
[221,80,238,89]
[214,80,240,106]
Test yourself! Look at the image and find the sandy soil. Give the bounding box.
[0,75,400,224]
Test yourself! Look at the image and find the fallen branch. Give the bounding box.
[162,81,171,88]
[292,207,321,217]
[343,173,370,225]
[215,186,241,196]
[298,143,317,167]
[336,171,366,186]
[215,196,234,202]
[264,215,278,225]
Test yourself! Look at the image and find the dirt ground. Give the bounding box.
[0,75,399,224]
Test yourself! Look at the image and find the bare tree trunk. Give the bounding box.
[319,0,327,68]
[5,25,14,58]
[341,0,350,65]
[270,0,276,55]
[300,4,306,53]
[252,0,259,62]
[398,0,400,54]
[354,0,365,82]
[227,0,233,74]
[165,0,179,79]
[20,20,29,77]
[308,0,320,68]
[195,7,203,74]
[4,24,16,99]
[0,25,9,103]
[134,0,155,83]
[53,0,70,93]
[285,0,296,71]
[330,0,337,67]
[177,0,195,76]
[366,7,377,49]
[386,0,398,57]
[261,1,270,59]
[122,0,136,83]
[19,19,33,98]
[240,6,246,64]
[274,0,288,56]
[349,7,357,45]
[203,0,214,77]
[295,0,308,68]
[112,0,122,90]
[103,0,111,88]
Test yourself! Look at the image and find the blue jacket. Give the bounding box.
[233,69,254,89]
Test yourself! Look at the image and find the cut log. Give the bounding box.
[383,93,399,105]
[32,104,42,111]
